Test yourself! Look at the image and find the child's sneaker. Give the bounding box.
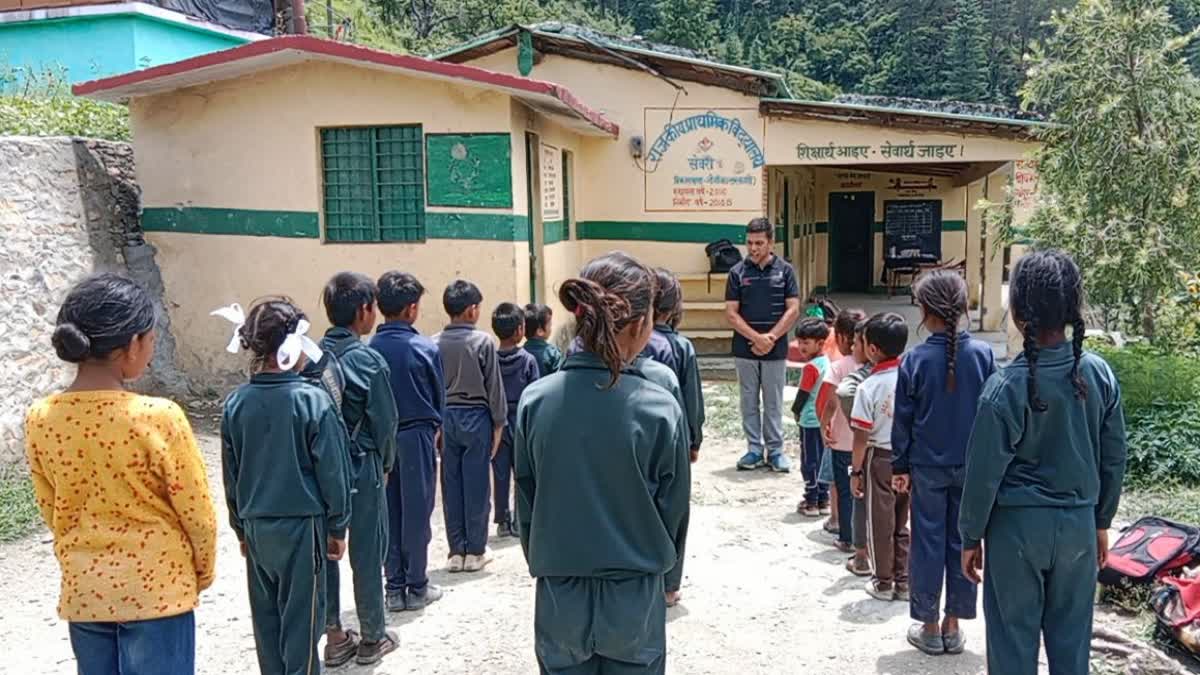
[447,554,465,573]
[907,625,945,656]
[818,501,831,516]
[895,583,910,601]
[942,630,966,655]
[385,590,406,613]
[355,631,399,665]
[323,630,360,668]
[865,579,895,601]
[463,550,494,572]
[737,451,765,470]
[768,452,792,473]
[405,585,443,611]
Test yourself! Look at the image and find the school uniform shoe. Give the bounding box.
[447,554,465,573]
[796,501,820,518]
[355,631,399,666]
[865,579,896,601]
[385,590,407,613]
[404,585,443,611]
[495,522,513,538]
[907,625,946,656]
[463,550,494,572]
[323,630,360,668]
[768,452,792,473]
[818,501,831,516]
[737,451,766,470]
[942,630,966,655]
[895,583,910,601]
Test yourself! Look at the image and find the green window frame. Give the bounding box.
[560,149,573,242]
[320,125,426,242]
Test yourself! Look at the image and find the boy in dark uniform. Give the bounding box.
[516,253,690,674]
[960,251,1126,675]
[319,272,399,666]
[220,299,352,675]
[436,280,507,573]
[492,303,540,538]
[523,303,563,377]
[369,271,445,613]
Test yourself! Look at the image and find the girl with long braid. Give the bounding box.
[514,252,690,674]
[891,270,995,655]
[959,250,1127,675]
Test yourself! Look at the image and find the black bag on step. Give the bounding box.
[705,239,742,274]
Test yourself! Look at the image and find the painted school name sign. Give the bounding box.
[796,140,966,162]
[645,108,766,212]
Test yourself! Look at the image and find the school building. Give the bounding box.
[73,24,1042,385]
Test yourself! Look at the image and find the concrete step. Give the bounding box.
[679,273,728,303]
[698,354,737,381]
[680,301,730,331]
[682,329,732,356]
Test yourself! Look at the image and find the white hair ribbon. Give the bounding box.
[210,303,324,369]
[210,303,246,354]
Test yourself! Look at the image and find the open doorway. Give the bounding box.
[829,192,874,293]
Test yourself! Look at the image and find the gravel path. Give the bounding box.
[0,425,1082,675]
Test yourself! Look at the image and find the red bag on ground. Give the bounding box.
[1100,517,1200,586]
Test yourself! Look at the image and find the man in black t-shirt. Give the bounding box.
[724,218,801,472]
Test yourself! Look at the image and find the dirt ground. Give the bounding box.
[0,398,1139,675]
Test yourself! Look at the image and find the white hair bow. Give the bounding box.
[211,303,324,370]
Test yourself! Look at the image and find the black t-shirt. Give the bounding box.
[724,255,800,361]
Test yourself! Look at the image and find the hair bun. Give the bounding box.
[52,322,92,363]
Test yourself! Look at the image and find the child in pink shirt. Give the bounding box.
[819,309,868,558]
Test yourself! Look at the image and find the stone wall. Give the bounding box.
[0,136,185,468]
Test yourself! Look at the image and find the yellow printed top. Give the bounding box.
[25,391,218,622]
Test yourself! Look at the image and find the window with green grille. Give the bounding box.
[320,125,426,242]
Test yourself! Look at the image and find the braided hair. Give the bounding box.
[1008,250,1088,413]
[652,268,683,329]
[559,252,656,388]
[913,270,969,392]
[239,297,306,372]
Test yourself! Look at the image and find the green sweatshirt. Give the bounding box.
[514,352,690,579]
[657,326,706,451]
[221,372,353,539]
[959,343,1127,549]
[320,328,399,473]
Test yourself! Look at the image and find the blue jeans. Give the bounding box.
[70,611,194,675]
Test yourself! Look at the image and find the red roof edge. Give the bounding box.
[72,35,619,137]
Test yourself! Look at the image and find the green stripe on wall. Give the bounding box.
[143,207,320,238]
[543,219,566,245]
[577,221,751,243]
[869,220,967,233]
[426,213,527,240]
[142,207,529,241]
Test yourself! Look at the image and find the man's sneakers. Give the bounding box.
[463,549,494,573]
[385,590,406,613]
[405,585,444,611]
[355,631,399,666]
[447,554,465,573]
[323,630,359,668]
[768,452,792,473]
[736,451,765,470]
[907,625,945,656]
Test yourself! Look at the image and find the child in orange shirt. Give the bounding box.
[25,274,217,674]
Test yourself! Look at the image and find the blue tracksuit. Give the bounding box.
[893,331,994,625]
[370,321,444,596]
[495,346,540,525]
[960,344,1126,675]
[892,329,993,619]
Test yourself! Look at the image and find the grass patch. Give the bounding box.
[0,470,40,543]
[702,382,744,441]
[1118,487,1200,526]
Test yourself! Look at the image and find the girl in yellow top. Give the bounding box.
[25,274,217,675]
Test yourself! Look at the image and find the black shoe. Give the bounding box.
[405,584,444,611]
[385,590,406,613]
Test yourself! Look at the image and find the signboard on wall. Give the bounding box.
[425,134,513,208]
[541,143,562,221]
[643,108,766,212]
[883,200,942,263]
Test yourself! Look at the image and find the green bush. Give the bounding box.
[1090,343,1200,416]
[0,470,40,543]
[0,95,129,141]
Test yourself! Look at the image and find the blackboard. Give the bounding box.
[883,200,942,265]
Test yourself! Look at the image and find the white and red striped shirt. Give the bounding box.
[850,358,900,449]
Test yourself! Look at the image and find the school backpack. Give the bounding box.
[705,239,742,274]
[1099,517,1200,586]
[300,338,365,451]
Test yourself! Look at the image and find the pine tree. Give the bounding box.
[650,0,719,53]
[942,0,990,101]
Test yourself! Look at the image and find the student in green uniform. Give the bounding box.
[318,272,399,666]
[219,299,352,675]
[523,303,563,377]
[515,252,690,675]
[960,250,1127,675]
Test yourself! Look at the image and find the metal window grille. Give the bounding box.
[321,125,426,242]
